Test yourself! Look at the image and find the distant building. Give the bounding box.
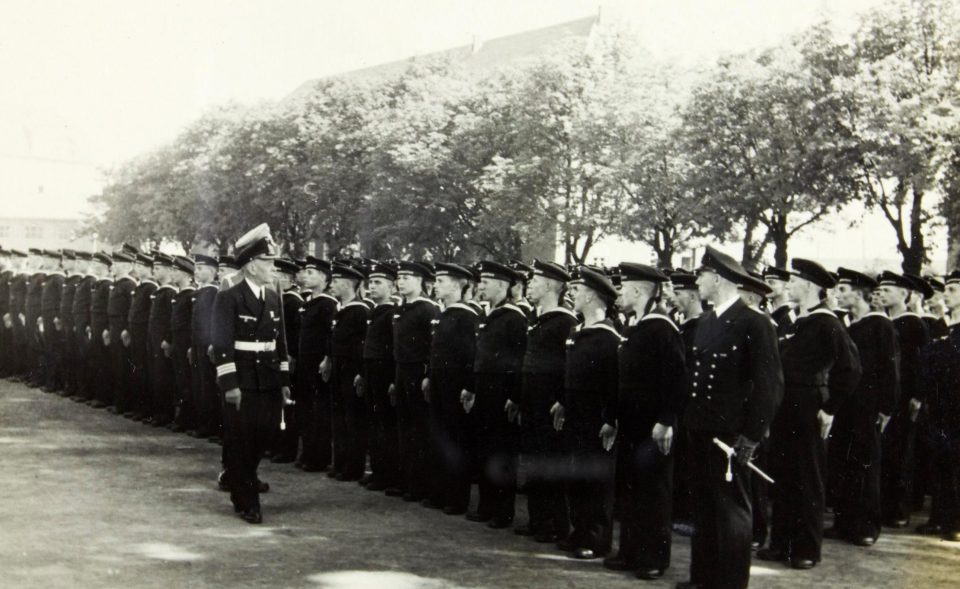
[0,217,99,252]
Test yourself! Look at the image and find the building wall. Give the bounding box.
[0,217,99,252]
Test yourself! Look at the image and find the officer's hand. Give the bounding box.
[388,383,397,407]
[53,317,62,331]
[460,389,475,414]
[281,386,294,405]
[733,435,759,466]
[817,409,835,440]
[161,340,171,358]
[504,399,519,424]
[908,398,922,422]
[85,325,92,339]
[102,329,111,346]
[600,423,617,451]
[225,388,241,409]
[186,346,192,361]
[206,344,214,363]
[121,329,131,347]
[550,402,565,432]
[2,313,12,329]
[421,378,431,403]
[319,356,332,383]
[878,413,892,433]
[354,374,364,398]
[19,312,26,326]
[652,422,673,455]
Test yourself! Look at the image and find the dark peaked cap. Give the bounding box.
[577,266,618,303]
[698,246,748,284]
[172,255,195,274]
[397,260,433,281]
[904,273,934,299]
[234,223,277,267]
[791,258,837,289]
[332,262,365,282]
[763,266,792,281]
[194,254,218,267]
[837,267,879,290]
[275,258,300,276]
[218,255,238,269]
[945,270,960,285]
[435,262,474,281]
[532,259,571,283]
[738,271,773,296]
[670,270,698,291]
[478,260,524,285]
[878,271,914,290]
[619,262,669,283]
[367,261,397,280]
[925,276,945,293]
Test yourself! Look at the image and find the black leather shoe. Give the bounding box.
[602,555,634,571]
[943,529,960,542]
[884,518,909,529]
[853,536,876,547]
[513,525,537,536]
[756,547,788,562]
[533,532,560,543]
[239,510,262,524]
[257,480,270,493]
[572,547,600,560]
[790,558,816,570]
[465,511,491,523]
[358,474,372,487]
[487,518,513,529]
[636,568,665,580]
[915,522,944,535]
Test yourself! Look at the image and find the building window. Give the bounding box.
[25,225,43,239]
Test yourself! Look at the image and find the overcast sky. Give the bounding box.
[3,0,945,269]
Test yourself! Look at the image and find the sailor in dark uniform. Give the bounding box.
[679,246,783,589]
[551,267,620,560]
[69,252,96,400]
[38,249,65,390]
[169,256,196,432]
[211,224,292,524]
[391,261,440,501]
[295,257,336,472]
[763,266,796,337]
[57,251,81,396]
[760,259,861,570]
[270,258,303,463]
[509,260,537,321]
[514,260,575,543]
[876,271,931,528]
[190,254,220,439]
[604,263,686,579]
[0,249,14,378]
[424,262,480,513]
[328,262,370,481]
[9,250,32,381]
[359,261,400,492]
[918,270,960,542]
[147,253,177,425]
[828,268,899,546]
[126,252,156,420]
[89,253,114,407]
[106,249,137,412]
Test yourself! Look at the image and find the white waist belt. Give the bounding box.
[234,340,276,352]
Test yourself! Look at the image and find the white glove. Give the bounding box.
[817,409,834,440]
[600,423,617,451]
[652,423,673,455]
[908,398,922,422]
[878,413,891,433]
[550,402,565,431]
[460,389,475,414]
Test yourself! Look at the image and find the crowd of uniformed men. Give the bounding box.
[1,224,959,589]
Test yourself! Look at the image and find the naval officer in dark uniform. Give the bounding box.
[212,224,292,523]
[679,246,783,589]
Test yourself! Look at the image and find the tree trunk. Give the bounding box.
[899,187,926,275]
[769,214,789,269]
[655,227,674,268]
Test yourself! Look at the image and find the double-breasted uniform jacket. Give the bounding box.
[40,271,65,333]
[331,299,370,378]
[90,278,113,337]
[71,275,95,338]
[363,301,395,364]
[846,312,900,421]
[282,289,303,363]
[771,303,797,338]
[473,302,528,401]
[107,276,136,338]
[128,279,158,330]
[393,297,441,371]
[148,284,176,354]
[298,292,338,361]
[892,312,931,409]
[563,319,621,437]
[59,274,80,334]
[429,302,480,396]
[25,272,45,334]
[190,284,219,363]
[212,279,290,393]
[685,298,784,443]
[921,324,960,442]
[618,308,688,438]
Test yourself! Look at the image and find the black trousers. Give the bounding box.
[222,388,281,512]
[751,441,771,545]
[110,328,132,410]
[271,364,298,459]
[687,430,753,589]
[428,367,473,510]
[929,434,960,532]
[881,409,916,522]
[91,334,114,405]
[149,346,175,424]
[171,335,194,428]
[768,387,826,561]
[474,372,518,522]
[297,354,330,469]
[365,359,400,488]
[519,378,567,536]
[333,356,367,479]
[829,400,882,540]
[565,426,614,553]
[395,362,430,498]
[616,435,673,569]
[193,351,220,436]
